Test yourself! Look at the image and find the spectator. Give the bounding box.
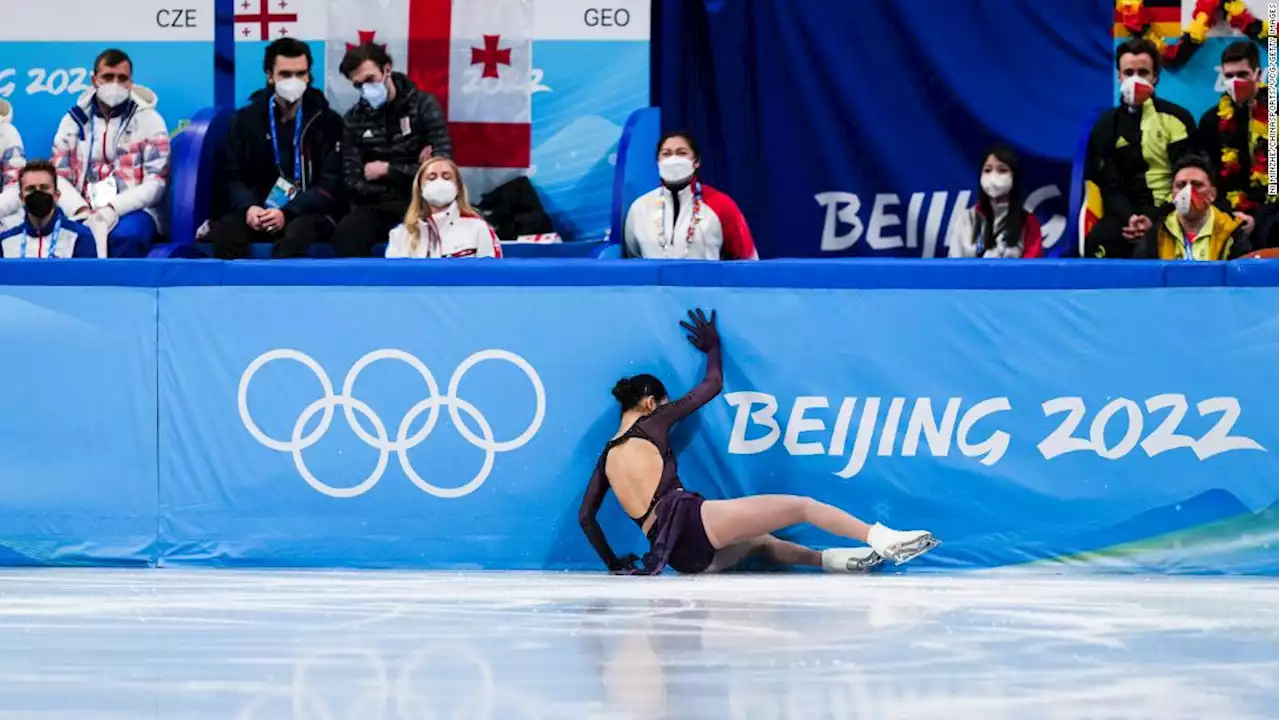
[0,160,96,258]
[1083,39,1197,259]
[0,98,27,224]
[1134,155,1251,260]
[946,144,1043,258]
[52,48,169,258]
[1196,41,1274,249]
[334,43,452,257]
[386,157,501,258]
[624,131,757,260]
[210,39,345,260]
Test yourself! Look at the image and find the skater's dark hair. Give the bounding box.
[612,374,667,410]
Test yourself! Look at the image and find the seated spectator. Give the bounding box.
[1083,39,1197,259]
[335,43,452,258]
[0,160,96,258]
[1196,41,1274,249]
[210,39,344,260]
[624,131,757,260]
[0,98,28,222]
[946,144,1043,258]
[52,48,169,258]
[385,157,501,258]
[1134,155,1251,260]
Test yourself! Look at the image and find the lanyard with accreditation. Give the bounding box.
[20,219,62,258]
[266,101,304,210]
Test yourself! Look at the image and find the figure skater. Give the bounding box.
[579,309,939,575]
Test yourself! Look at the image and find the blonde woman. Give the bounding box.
[385,157,502,258]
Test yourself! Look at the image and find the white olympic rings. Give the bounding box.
[238,348,545,499]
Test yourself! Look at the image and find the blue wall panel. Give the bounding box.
[0,286,158,565]
[0,260,1275,574]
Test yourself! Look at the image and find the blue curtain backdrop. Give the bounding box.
[654,0,1115,258]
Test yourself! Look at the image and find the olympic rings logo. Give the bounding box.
[238,349,545,499]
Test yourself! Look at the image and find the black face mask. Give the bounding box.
[23,190,54,220]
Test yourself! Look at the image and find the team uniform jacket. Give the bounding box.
[0,209,97,258]
[0,99,27,218]
[1086,97,1197,222]
[624,182,758,260]
[51,85,171,230]
[946,203,1044,258]
[385,203,502,258]
[1134,205,1251,260]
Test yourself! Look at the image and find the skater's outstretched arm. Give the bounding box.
[579,458,635,571]
[640,309,722,431]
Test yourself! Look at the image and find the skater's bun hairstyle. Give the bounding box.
[612,374,668,410]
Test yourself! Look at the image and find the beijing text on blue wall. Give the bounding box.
[0,260,1275,574]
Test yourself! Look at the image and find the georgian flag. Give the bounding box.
[326,0,532,193]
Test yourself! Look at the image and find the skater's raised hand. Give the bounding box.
[679,309,718,353]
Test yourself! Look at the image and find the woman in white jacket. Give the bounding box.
[386,157,502,259]
[623,131,757,261]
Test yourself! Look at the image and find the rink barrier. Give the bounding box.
[0,259,1276,574]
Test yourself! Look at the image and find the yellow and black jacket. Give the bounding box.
[1087,98,1197,222]
[1133,204,1252,260]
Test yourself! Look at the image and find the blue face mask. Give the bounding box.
[361,78,388,109]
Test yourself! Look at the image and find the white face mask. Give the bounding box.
[980,171,1013,199]
[422,178,458,207]
[658,156,695,185]
[96,82,131,108]
[275,78,307,104]
[1173,185,1193,216]
[1120,75,1153,107]
[1173,183,1213,220]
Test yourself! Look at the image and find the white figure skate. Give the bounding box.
[867,523,939,565]
[821,547,884,573]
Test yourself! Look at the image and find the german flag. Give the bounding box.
[1114,0,1182,39]
[1081,180,1105,254]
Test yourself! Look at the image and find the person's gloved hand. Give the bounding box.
[91,205,119,230]
[609,553,642,575]
[84,206,120,259]
[680,308,719,353]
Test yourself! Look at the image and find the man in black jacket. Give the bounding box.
[334,43,452,257]
[1196,41,1273,249]
[1083,39,1197,259]
[211,38,345,259]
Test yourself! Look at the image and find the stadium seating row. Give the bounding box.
[148,106,664,260]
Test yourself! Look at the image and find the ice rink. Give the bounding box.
[0,570,1275,719]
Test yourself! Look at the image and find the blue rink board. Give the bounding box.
[0,259,1275,573]
[0,258,1275,288]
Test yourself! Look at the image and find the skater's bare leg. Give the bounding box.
[705,534,821,573]
[759,535,822,567]
[700,495,938,565]
[700,495,871,549]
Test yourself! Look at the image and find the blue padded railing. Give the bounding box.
[0,258,1274,288]
[608,106,661,253]
[149,106,232,258]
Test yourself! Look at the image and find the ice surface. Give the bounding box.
[0,570,1275,719]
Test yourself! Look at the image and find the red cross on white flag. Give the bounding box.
[235,0,300,41]
[326,0,532,180]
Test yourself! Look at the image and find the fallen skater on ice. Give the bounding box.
[579,308,939,576]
